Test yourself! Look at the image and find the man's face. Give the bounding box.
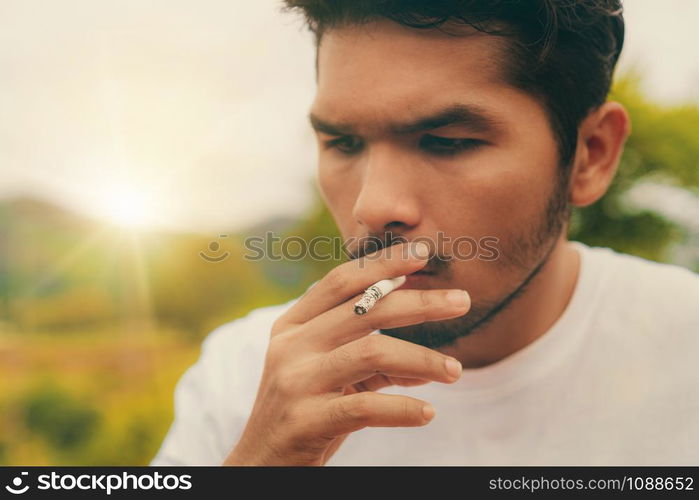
[310,20,569,348]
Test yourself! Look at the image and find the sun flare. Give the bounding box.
[97,185,158,229]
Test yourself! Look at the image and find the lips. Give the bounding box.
[410,262,436,275]
[403,269,434,288]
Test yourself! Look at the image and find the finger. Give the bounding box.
[301,288,471,349]
[350,375,431,394]
[318,392,435,437]
[274,241,430,329]
[311,335,462,392]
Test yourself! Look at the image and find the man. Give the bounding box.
[151,1,699,465]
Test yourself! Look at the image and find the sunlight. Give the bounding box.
[96,185,159,229]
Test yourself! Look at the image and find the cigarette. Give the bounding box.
[353,275,407,315]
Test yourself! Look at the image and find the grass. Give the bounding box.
[0,324,201,465]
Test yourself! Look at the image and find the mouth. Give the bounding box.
[403,269,435,287]
[410,269,434,276]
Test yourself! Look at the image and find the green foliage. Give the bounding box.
[22,385,100,452]
[0,329,199,465]
[569,74,698,261]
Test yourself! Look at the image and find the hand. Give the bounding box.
[222,241,470,465]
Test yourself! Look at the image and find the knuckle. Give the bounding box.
[422,347,434,370]
[282,404,306,429]
[325,267,349,294]
[357,335,383,364]
[276,408,325,458]
[328,401,350,427]
[331,396,370,426]
[325,346,352,372]
[361,315,380,333]
[270,316,287,336]
[361,308,392,332]
[265,333,291,367]
[403,398,413,422]
[351,393,371,421]
[418,289,432,311]
[272,367,301,396]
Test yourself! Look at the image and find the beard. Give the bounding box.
[378,168,571,349]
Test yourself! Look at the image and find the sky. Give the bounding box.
[1,0,698,233]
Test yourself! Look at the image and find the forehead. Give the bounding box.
[312,19,515,132]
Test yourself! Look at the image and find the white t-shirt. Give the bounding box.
[150,241,699,465]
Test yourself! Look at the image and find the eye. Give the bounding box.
[420,135,486,156]
[323,135,363,155]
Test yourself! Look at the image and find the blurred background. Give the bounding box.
[1,0,698,465]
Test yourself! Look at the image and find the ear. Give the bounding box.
[568,101,631,207]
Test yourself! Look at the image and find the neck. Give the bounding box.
[439,235,581,368]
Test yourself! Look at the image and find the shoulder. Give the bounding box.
[576,242,699,298]
[571,243,699,428]
[574,241,699,335]
[151,296,300,465]
[198,281,320,375]
[200,296,302,433]
[202,297,298,361]
[196,296,301,399]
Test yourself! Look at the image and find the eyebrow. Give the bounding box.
[308,103,506,137]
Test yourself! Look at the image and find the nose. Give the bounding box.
[352,144,422,235]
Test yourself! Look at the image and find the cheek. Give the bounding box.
[432,150,558,239]
[317,162,360,232]
[316,162,333,199]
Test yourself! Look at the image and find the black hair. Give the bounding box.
[282,0,625,171]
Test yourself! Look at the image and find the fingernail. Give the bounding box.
[445,358,462,379]
[413,241,429,259]
[446,290,470,307]
[422,404,435,421]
